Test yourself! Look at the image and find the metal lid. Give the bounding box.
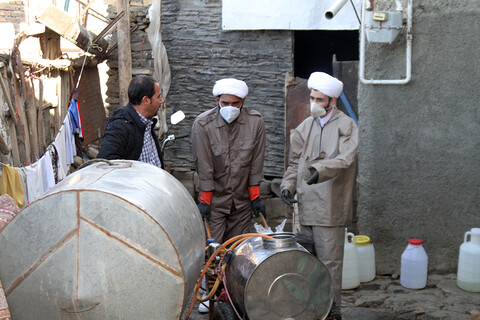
[263,232,297,249]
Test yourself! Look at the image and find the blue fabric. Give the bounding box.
[68,99,81,135]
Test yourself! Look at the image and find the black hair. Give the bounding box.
[128,75,158,105]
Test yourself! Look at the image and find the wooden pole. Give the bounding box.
[25,76,39,160]
[116,0,132,106]
[36,77,46,153]
[0,67,21,165]
[12,54,31,165]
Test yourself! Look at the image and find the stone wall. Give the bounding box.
[358,1,480,274]
[105,0,155,114]
[105,0,293,177]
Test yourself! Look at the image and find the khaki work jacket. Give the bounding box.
[281,108,358,226]
[192,106,266,214]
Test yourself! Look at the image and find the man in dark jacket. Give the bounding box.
[97,75,164,168]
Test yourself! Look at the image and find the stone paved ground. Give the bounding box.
[342,274,480,320]
[187,274,480,320]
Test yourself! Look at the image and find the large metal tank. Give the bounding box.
[0,160,205,319]
[226,233,333,320]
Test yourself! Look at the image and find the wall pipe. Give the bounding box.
[340,92,359,125]
[359,0,413,85]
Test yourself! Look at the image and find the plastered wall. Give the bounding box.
[357,0,480,273]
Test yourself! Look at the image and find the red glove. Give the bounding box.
[248,185,260,201]
[200,191,213,205]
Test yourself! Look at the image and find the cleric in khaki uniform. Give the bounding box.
[280,72,358,318]
[192,78,267,244]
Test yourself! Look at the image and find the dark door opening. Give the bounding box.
[294,30,359,78]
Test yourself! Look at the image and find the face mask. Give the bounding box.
[310,102,326,118]
[219,105,241,123]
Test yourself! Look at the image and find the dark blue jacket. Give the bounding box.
[97,104,163,167]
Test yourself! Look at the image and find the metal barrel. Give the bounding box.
[226,233,333,320]
[0,160,205,319]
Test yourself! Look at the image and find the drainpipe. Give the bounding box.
[359,0,413,85]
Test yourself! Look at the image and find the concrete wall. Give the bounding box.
[358,1,480,274]
[160,0,292,177]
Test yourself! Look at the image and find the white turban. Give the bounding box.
[307,72,343,98]
[212,78,249,99]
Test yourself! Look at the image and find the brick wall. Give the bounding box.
[0,1,26,32]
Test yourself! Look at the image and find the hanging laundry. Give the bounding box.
[53,123,68,181]
[47,144,59,184]
[23,152,55,204]
[68,89,83,138]
[23,161,43,204]
[15,167,28,207]
[40,152,55,192]
[64,115,76,164]
[0,165,24,208]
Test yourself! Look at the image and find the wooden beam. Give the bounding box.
[116,0,132,106]
[13,53,32,164]
[25,77,39,159]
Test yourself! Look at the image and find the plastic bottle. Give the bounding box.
[355,235,376,283]
[400,238,428,289]
[457,227,480,292]
[342,229,360,289]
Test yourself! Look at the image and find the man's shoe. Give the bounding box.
[198,299,209,314]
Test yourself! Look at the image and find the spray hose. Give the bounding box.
[184,233,274,319]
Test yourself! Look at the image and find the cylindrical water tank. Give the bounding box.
[226,233,333,320]
[0,160,205,319]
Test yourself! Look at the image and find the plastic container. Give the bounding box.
[457,228,480,292]
[342,229,360,289]
[400,238,428,289]
[355,235,376,283]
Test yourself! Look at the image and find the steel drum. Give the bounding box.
[0,160,205,319]
[226,233,333,320]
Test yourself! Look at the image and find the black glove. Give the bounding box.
[198,202,211,219]
[306,167,319,185]
[281,189,297,205]
[251,198,266,218]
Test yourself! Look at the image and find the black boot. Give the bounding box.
[326,301,342,320]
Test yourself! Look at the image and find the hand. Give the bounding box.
[306,167,319,185]
[198,202,211,219]
[251,198,266,218]
[281,189,297,205]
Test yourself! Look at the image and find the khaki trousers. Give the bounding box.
[209,205,252,244]
[301,225,345,304]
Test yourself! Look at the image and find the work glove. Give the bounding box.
[198,202,211,219]
[251,198,266,218]
[281,189,297,205]
[306,167,319,185]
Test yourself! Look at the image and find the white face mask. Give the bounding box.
[310,102,326,118]
[219,105,241,123]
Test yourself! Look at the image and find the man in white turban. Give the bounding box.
[280,72,359,319]
[192,78,266,312]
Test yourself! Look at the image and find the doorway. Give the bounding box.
[294,30,359,77]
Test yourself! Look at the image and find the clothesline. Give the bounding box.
[0,98,83,208]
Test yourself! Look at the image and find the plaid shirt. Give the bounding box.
[136,111,162,168]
